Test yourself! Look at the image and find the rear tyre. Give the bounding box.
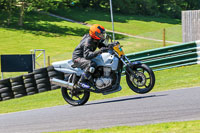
[61,87,90,106]
[126,63,155,94]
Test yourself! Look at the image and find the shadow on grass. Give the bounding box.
[85,94,167,106]
[50,8,181,25]
[0,11,127,39]
[0,12,88,37]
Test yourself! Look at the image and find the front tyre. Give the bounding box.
[61,87,90,106]
[126,64,155,94]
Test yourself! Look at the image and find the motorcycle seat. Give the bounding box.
[71,63,78,68]
[52,59,84,76]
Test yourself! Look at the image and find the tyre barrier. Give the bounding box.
[0,66,64,102]
[0,78,14,101]
[23,73,38,95]
[34,67,51,93]
[47,66,64,90]
[11,76,27,98]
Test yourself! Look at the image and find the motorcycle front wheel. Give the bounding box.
[126,63,155,94]
[61,87,90,106]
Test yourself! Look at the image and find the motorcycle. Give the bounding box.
[50,35,155,106]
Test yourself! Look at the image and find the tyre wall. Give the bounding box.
[0,78,14,101]
[0,66,64,101]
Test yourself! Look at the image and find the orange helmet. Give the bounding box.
[89,24,105,40]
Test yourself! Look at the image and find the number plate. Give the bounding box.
[113,44,124,57]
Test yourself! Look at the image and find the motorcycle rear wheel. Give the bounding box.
[126,63,155,94]
[61,87,90,106]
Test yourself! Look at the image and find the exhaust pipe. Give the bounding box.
[50,78,74,89]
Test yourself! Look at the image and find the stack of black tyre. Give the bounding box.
[23,73,38,95]
[0,78,14,101]
[11,76,27,98]
[47,66,64,90]
[34,67,51,93]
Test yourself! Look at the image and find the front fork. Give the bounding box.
[120,55,141,80]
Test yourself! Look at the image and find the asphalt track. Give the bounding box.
[0,87,200,133]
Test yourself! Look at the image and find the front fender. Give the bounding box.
[126,61,142,71]
[130,61,142,67]
[125,61,142,78]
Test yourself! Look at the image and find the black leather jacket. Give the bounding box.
[72,34,106,61]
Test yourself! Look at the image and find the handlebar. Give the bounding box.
[108,41,120,49]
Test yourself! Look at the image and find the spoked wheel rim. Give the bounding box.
[66,88,86,102]
[126,64,155,94]
[62,87,90,106]
[131,67,151,89]
[61,74,90,106]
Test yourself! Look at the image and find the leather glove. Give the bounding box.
[94,50,102,55]
[100,47,109,53]
[94,47,109,55]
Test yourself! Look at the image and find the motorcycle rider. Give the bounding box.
[72,24,108,89]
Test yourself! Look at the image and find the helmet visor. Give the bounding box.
[95,31,106,40]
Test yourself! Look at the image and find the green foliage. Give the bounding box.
[1,0,199,21]
[24,0,57,11]
[0,0,16,25]
[0,0,57,11]
[112,0,158,15]
[56,0,200,19]
[59,0,77,7]
[0,10,198,114]
[0,0,58,26]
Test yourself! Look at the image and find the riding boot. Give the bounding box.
[78,72,91,89]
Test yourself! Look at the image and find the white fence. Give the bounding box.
[182,10,200,42]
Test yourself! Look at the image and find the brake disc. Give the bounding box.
[133,72,146,87]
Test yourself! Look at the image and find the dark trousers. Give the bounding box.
[73,58,92,71]
[73,58,97,82]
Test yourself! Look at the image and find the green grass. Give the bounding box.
[0,10,196,114]
[0,8,199,133]
[0,9,198,133]
[0,64,200,114]
[0,28,167,78]
[0,10,172,78]
[0,12,88,78]
[49,120,200,133]
[50,8,182,42]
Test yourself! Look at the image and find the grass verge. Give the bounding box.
[0,8,198,133]
[0,64,200,114]
[50,8,182,42]
[0,11,196,114]
[49,120,200,133]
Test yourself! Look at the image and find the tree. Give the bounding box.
[0,0,57,26]
[78,0,90,8]
[111,0,158,15]
[16,0,57,26]
[185,0,200,10]
[0,0,16,25]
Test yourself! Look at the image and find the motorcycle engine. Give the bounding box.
[95,67,112,89]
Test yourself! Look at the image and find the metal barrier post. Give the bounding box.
[163,28,166,47]
[0,55,2,79]
[1,72,3,80]
[30,49,46,70]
